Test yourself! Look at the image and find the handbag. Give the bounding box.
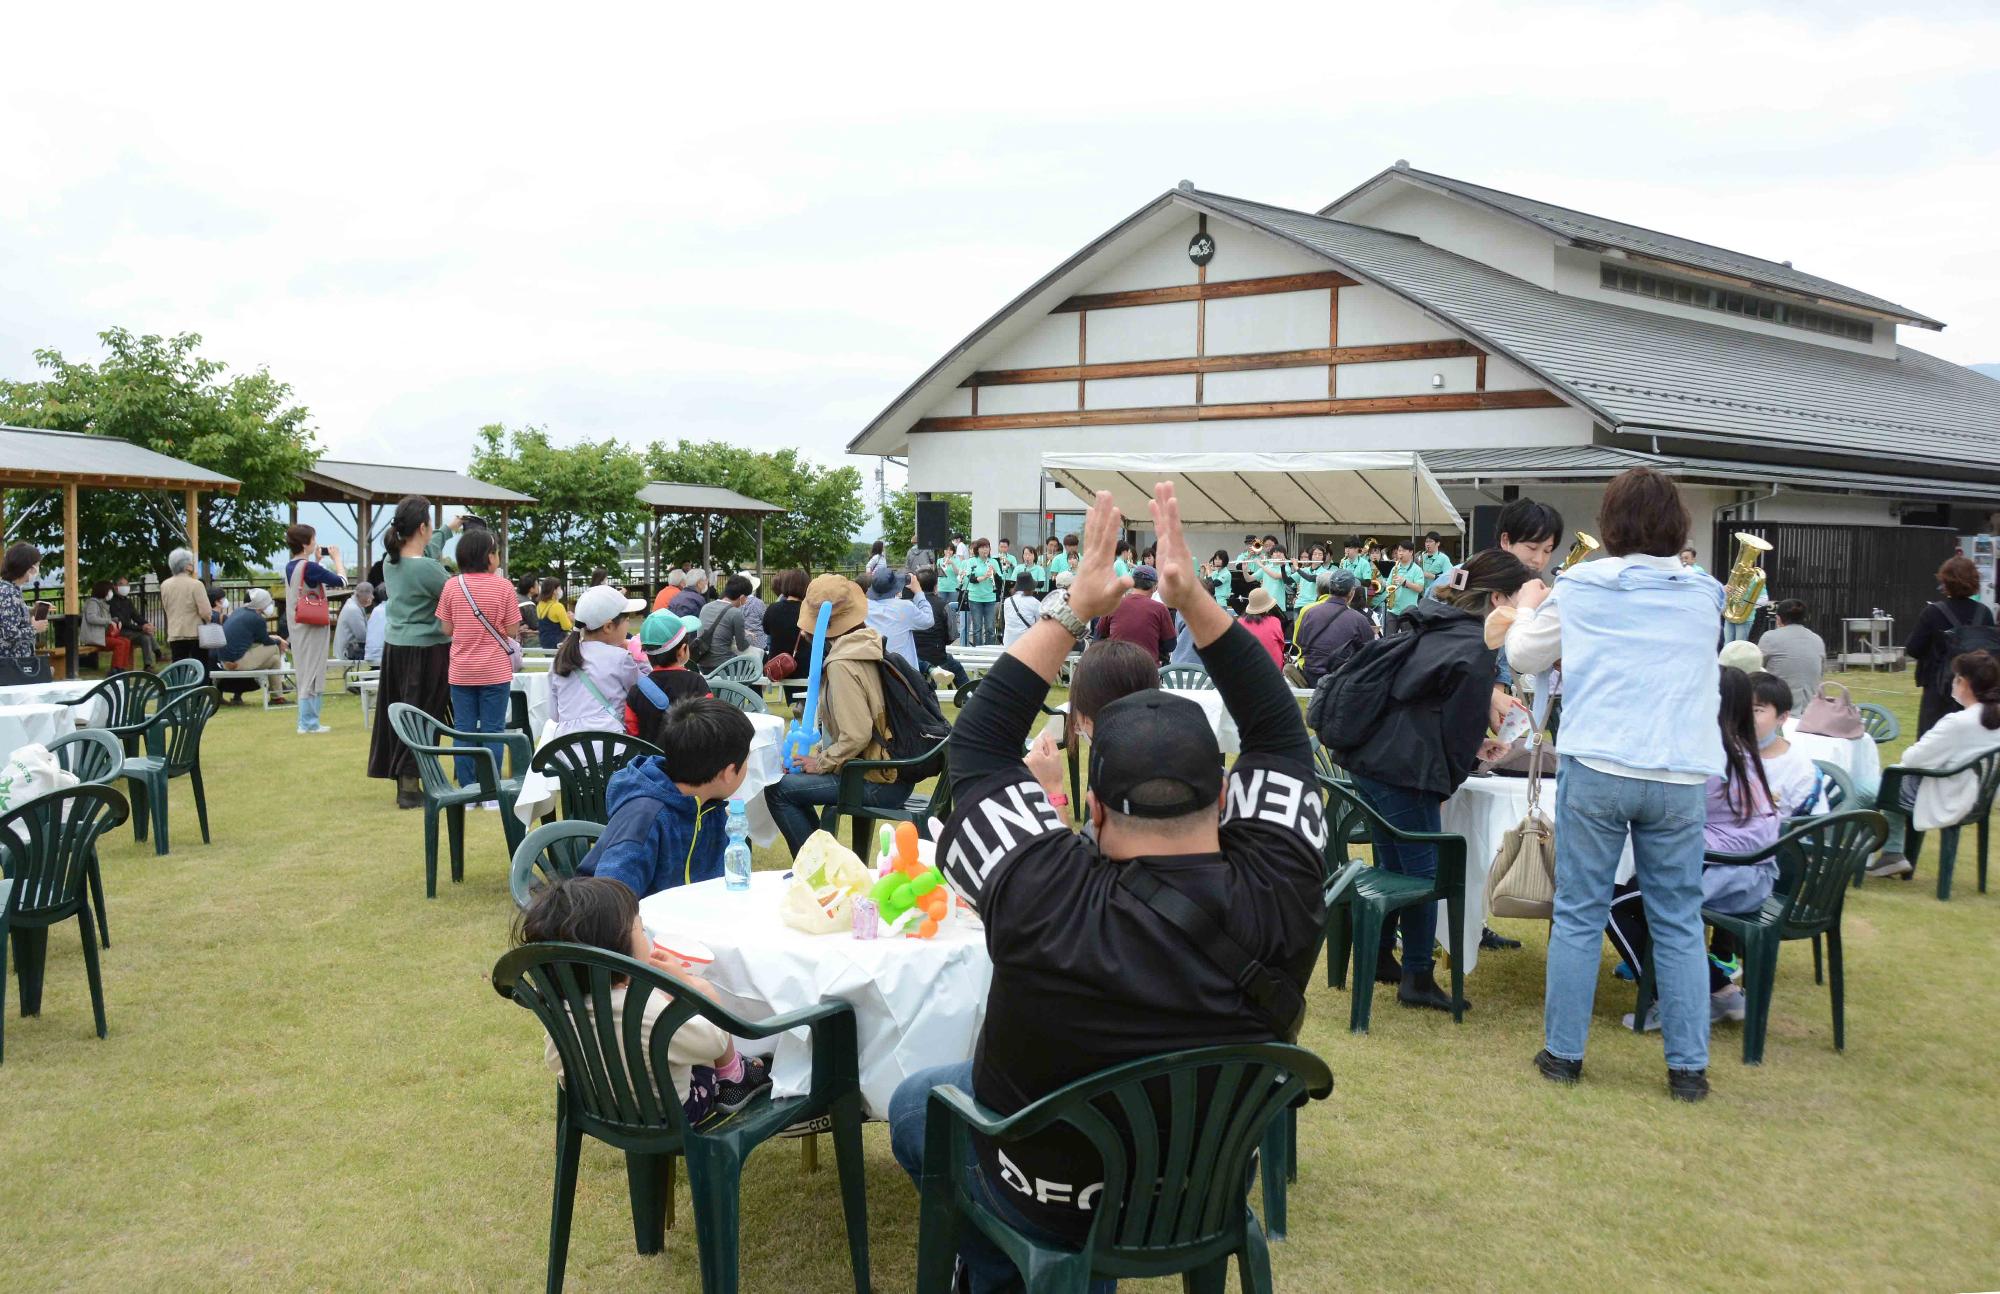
[196,622,227,651]
[1486,744,1557,920]
[765,652,798,682]
[1796,681,1864,740]
[290,560,331,627]
[457,575,523,671]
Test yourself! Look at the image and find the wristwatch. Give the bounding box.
[1040,589,1088,640]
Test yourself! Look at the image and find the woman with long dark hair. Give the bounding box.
[367,496,462,808]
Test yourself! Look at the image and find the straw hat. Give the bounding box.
[1246,587,1278,615]
[803,573,868,637]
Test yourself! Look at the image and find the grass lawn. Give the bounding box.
[3,672,1998,1291]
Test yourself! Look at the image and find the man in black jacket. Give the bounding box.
[887,484,1326,1288]
[910,566,966,687]
[1295,570,1375,684]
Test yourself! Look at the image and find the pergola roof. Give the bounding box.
[0,425,242,493]
[296,459,536,506]
[638,481,785,515]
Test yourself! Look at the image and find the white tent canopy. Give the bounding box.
[1041,451,1462,535]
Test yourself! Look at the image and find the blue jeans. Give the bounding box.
[1545,756,1710,1071]
[298,692,325,733]
[762,771,910,855]
[450,682,511,793]
[966,600,996,647]
[889,1062,1115,1294]
[1349,773,1444,973]
[1721,618,1753,643]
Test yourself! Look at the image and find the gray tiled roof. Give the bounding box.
[1323,167,1943,328]
[637,482,785,515]
[1420,444,2000,501]
[1196,191,2000,468]
[301,460,535,505]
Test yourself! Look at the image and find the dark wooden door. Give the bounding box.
[1715,521,1958,645]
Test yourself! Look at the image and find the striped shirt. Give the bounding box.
[436,571,521,686]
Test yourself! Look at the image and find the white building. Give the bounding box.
[850,163,2000,638]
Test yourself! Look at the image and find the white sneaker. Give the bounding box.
[298,726,333,735]
[1711,985,1747,1023]
[1620,1005,1662,1033]
[1866,853,1913,879]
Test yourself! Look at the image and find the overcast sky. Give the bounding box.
[4,2,1996,508]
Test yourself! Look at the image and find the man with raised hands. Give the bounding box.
[887,484,1327,1292]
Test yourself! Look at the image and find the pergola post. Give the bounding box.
[185,489,201,562]
[434,502,445,531]
[288,500,299,527]
[702,513,712,571]
[646,511,657,599]
[756,515,765,577]
[61,483,79,680]
[358,499,373,576]
[498,505,511,575]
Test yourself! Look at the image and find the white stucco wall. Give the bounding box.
[1335,284,1459,346]
[1334,182,1556,288]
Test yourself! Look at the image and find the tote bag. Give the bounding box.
[1486,743,1557,920]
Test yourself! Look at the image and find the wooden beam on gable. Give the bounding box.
[1049,270,1357,314]
[913,387,1565,433]
[959,339,1483,388]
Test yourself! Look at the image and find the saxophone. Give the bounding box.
[1722,532,1773,624]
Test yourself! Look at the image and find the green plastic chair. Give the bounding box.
[119,686,218,857]
[63,669,165,756]
[704,652,765,687]
[1158,663,1215,690]
[1636,810,1886,1065]
[1856,702,1899,745]
[156,657,205,698]
[0,784,131,1063]
[709,680,767,715]
[1310,737,1348,787]
[529,731,663,824]
[1876,751,2000,900]
[818,735,952,855]
[387,702,531,897]
[491,942,870,1294]
[510,820,604,909]
[914,1042,1334,1294]
[1812,759,1861,812]
[1319,778,1467,1032]
[49,730,124,949]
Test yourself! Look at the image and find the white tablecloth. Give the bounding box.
[511,711,787,848]
[639,871,992,1119]
[1051,687,1239,755]
[514,669,551,735]
[0,704,76,767]
[1435,776,1530,975]
[0,680,105,726]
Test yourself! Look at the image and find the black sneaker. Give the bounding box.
[1480,925,1522,951]
[1533,1049,1582,1085]
[713,1055,772,1116]
[1398,970,1471,1014]
[1374,946,1403,985]
[1667,1067,1710,1103]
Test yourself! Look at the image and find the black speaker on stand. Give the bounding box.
[915,499,951,552]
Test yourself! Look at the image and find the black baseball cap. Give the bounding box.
[1089,690,1223,817]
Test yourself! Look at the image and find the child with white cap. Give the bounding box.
[549,584,648,737]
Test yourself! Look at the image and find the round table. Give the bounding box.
[510,711,788,848]
[0,679,105,726]
[639,871,992,1119]
[0,703,76,767]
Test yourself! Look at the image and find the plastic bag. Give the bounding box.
[779,831,871,935]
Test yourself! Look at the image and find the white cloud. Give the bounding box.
[1,0,1995,498]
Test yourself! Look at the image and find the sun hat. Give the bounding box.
[1246,587,1277,615]
[1718,640,1764,674]
[867,565,904,600]
[574,584,645,631]
[802,573,869,637]
[246,587,273,612]
[639,610,689,654]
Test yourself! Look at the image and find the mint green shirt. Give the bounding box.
[1387,561,1426,613]
[383,529,451,648]
[1210,568,1232,609]
[936,555,961,595]
[964,556,998,603]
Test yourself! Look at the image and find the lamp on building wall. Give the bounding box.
[1431,373,1445,389]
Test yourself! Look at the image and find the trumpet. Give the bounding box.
[1723,531,1773,624]
[1556,530,1601,573]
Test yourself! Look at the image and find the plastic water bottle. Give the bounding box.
[723,799,752,891]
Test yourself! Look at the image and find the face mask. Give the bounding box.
[115,584,129,595]
[1757,727,1779,750]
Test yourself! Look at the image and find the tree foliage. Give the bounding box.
[879,489,971,553]
[467,424,649,582]
[0,328,319,582]
[641,440,863,574]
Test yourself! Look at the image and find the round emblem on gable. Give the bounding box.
[1187,232,1215,266]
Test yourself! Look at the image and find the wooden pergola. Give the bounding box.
[0,425,242,679]
[638,481,785,593]
[291,460,536,574]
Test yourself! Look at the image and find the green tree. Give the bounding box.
[641,441,863,573]
[0,328,319,581]
[879,489,970,553]
[468,424,648,582]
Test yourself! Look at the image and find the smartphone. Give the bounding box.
[319,547,331,558]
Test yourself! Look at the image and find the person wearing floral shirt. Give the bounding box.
[0,544,46,662]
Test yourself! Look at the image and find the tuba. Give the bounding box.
[1555,530,1601,573]
[1723,532,1773,624]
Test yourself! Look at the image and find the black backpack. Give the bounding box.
[1939,600,2000,661]
[1310,624,1425,755]
[874,653,953,783]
